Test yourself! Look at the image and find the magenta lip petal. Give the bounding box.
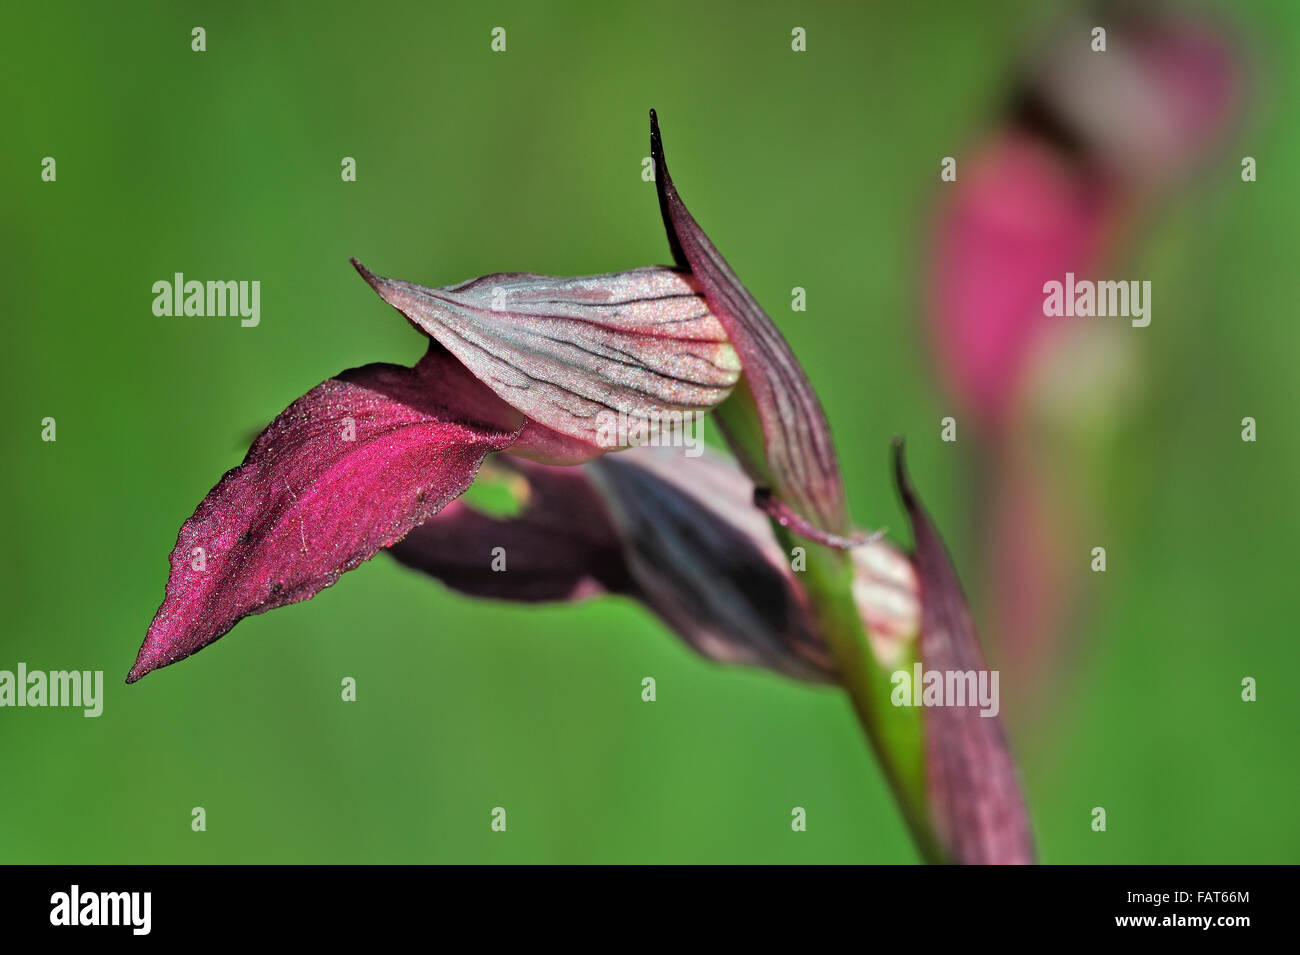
[128,348,522,683]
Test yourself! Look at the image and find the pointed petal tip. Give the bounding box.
[891,437,913,501]
[649,111,848,535]
[648,109,671,182]
[130,352,520,683]
[350,257,380,287]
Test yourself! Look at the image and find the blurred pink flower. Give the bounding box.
[929,133,1113,430]
[924,8,1244,710]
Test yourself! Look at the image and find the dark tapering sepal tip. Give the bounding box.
[125,657,151,684]
[891,437,917,510]
[350,257,380,289]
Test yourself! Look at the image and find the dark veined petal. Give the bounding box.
[649,110,849,537]
[390,457,634,603]
[127,346,522,683]
[393,445,837,683]
[893,441,1036,864]
[394,445,921,685]
[588,447,835,682]
[351,261,740,463]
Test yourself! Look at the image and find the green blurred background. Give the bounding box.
[2,0,1296,863]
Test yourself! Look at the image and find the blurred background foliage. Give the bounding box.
[1,0,1296,862]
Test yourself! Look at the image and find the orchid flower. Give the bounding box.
[130,112,1034,864]
[931,9,1242,433]
[927,9,1242,705]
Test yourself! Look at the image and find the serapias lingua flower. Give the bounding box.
[129,112,1035,865]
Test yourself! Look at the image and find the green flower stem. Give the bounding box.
[783,534,943,864]
[714,394,944,863]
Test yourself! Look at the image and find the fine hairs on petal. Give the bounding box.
[128,349,522,683]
